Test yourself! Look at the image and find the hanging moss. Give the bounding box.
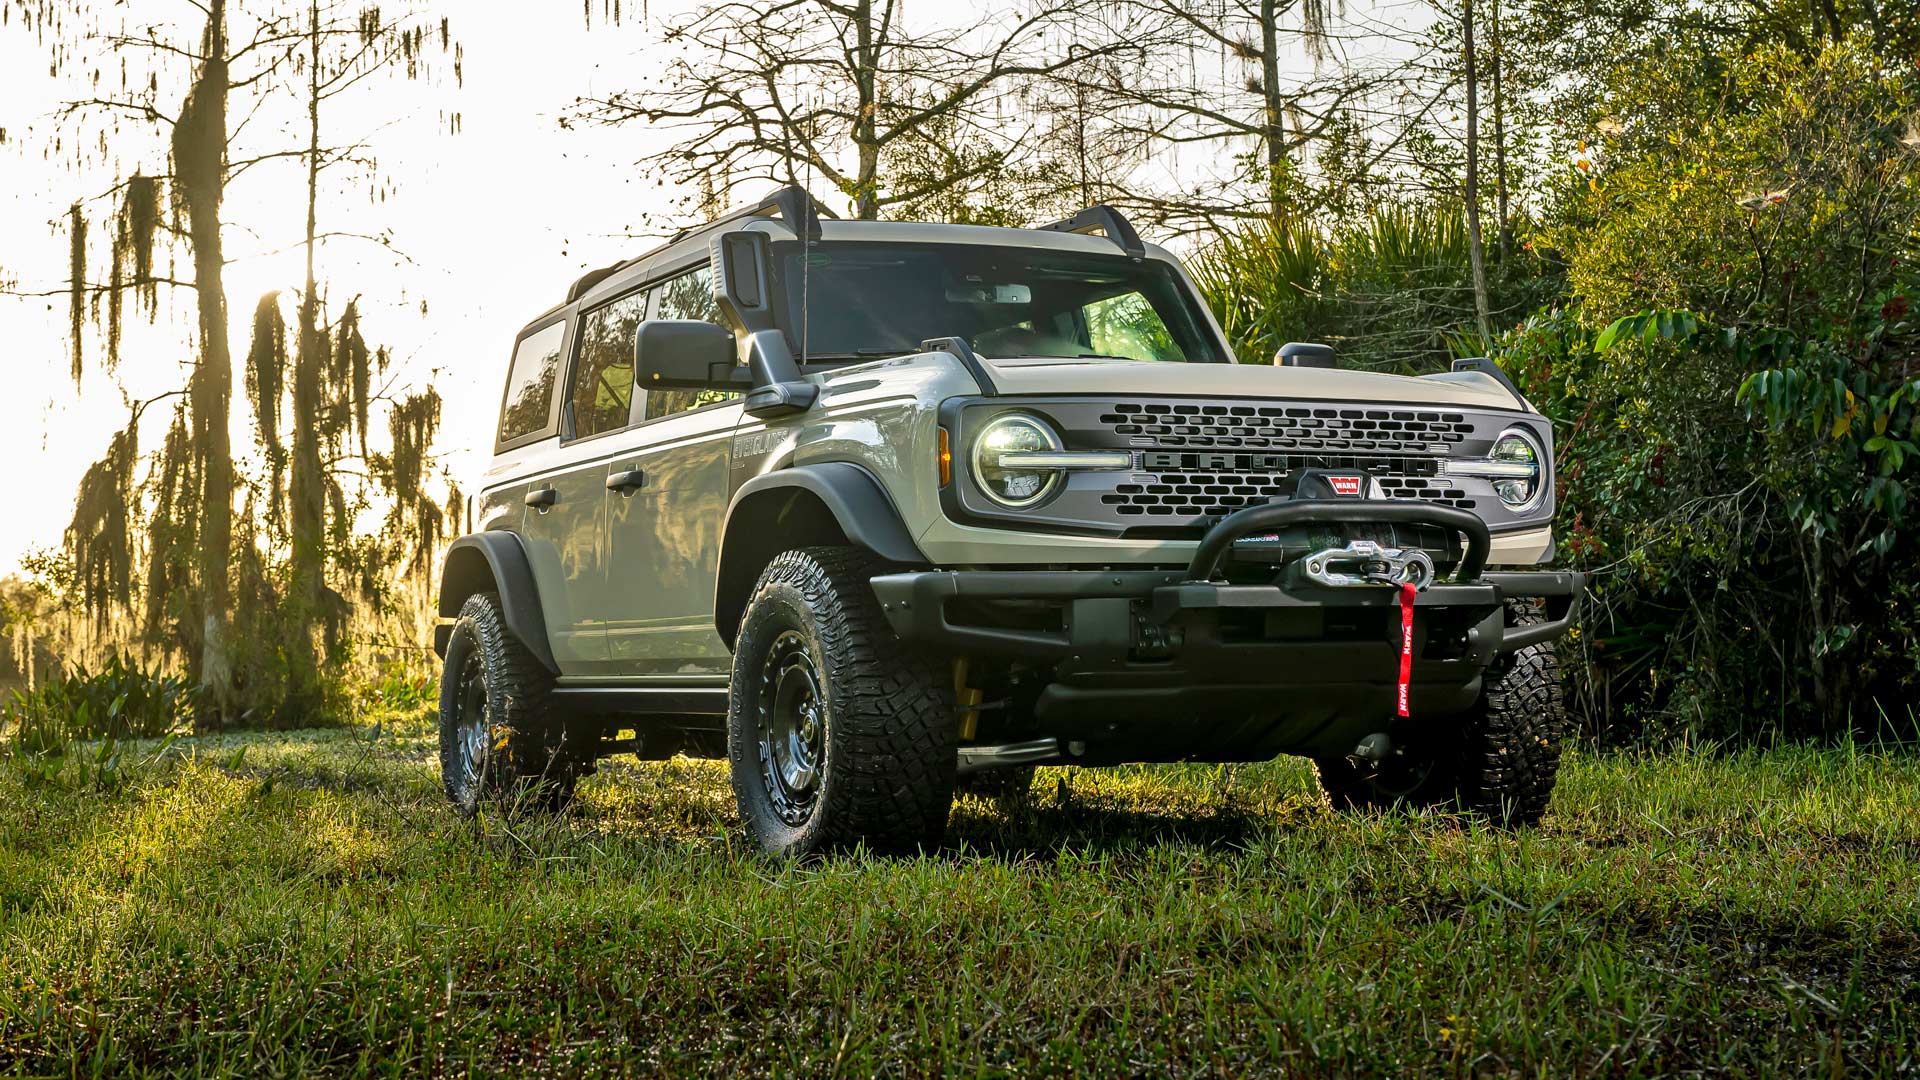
[106,219,124,372]
[332,300,371,457]
[144,405,198,645]
[66,413,139,626]
[244,291,288,518]
[123,172,160,308]
[68,201,85,384]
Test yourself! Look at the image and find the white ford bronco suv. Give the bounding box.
[433,188,1582,855]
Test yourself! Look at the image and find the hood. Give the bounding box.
[976,355,1528,412]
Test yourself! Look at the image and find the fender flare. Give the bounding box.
[434,531,560,674]
[714,462,929,644]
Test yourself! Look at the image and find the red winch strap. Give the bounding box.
[1397,582,1417,717]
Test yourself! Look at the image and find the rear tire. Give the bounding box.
[727,547,956,857]
[438,592,581,816]
[1315,599,1565,826]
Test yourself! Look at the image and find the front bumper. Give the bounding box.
[872,500,1582,759]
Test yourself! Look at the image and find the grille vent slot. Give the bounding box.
[1101,403,1473,454]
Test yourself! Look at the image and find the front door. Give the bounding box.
[604,406,740,675]
[604,265,741,677]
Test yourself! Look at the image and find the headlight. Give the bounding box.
[1489,428,1544,510]
[971,413,1063,507]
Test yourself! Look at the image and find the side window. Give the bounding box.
[1082,291,1186,363]
[498,321,565,444]
[644,267,738,421]
[569,289,648,438]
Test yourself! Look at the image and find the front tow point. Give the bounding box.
[1348,732,1393,767]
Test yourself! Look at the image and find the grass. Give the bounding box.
[1,712,1917,1077]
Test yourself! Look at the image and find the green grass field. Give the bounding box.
[2,712,1916,1077]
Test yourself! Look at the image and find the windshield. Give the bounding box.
[771,241,1227,364]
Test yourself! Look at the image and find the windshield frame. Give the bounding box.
[764,239,1233,366]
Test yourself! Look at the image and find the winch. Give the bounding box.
[1298,539,1436,590]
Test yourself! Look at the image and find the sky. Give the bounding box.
[0,0,1430,578]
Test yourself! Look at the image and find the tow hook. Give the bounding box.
[1348,732,1393,767]
[1302,540,1435,590]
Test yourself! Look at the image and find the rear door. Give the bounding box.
[518,288,648,673]
[604,266,742,677]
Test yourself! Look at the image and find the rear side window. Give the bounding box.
[569,289,649,438]
[498,321,566,444]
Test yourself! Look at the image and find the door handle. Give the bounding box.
[606,468,646,494]
[524,486,558,509]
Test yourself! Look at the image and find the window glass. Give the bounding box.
[771,242,1225,363]
[1082,291,1185,362]
[644,267,739,421]
[569,289,647,438]
[498,321,565,443]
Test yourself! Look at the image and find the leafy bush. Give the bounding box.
[1,655,193,755]
[1489,39,1920,741]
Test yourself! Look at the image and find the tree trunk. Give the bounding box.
[1490,0,1511,262]
[180,0,235,721]
[852,0,880,219]
[1260,0,1287,218]
[287,0,327,717]
[1462,0,1491,339]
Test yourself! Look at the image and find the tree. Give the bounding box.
[1461,0,1491,338]
[574,0,1143,220]
[21,0,309,717]
[14,0,461,721]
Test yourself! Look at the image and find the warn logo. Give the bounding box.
[1328,475,1365,497]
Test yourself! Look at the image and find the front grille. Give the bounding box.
[946,395,1548,539]
[1096,403,1478,517]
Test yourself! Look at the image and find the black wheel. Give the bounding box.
[438,591,581,815]
[1315,599,1565,826]
[956,765,1037,804]
[727,547,956,857]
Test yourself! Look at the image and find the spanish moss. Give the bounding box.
[245,291,288,519]
[67,200,84,384]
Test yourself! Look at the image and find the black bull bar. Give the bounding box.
[872,500,1584,661]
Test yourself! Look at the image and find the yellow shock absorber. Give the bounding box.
[953,657,983,741]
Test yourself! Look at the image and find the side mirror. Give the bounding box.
[634,320,738,390]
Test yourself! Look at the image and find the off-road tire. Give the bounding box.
[727,547,956,857]
[1315,599,1565,826]
[438,591,582,816]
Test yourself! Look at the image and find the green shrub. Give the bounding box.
[1188,204,1562,372]
[1,654,193,755]
[1492,39,1920,741]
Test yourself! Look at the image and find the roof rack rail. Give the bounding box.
[1040,205,1145,259]
[564,185,836,305]
[566,261,624,303]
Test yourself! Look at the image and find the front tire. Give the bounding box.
[727,547,956,857]
[438,592,581,815]
[1315,599,1565,826]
